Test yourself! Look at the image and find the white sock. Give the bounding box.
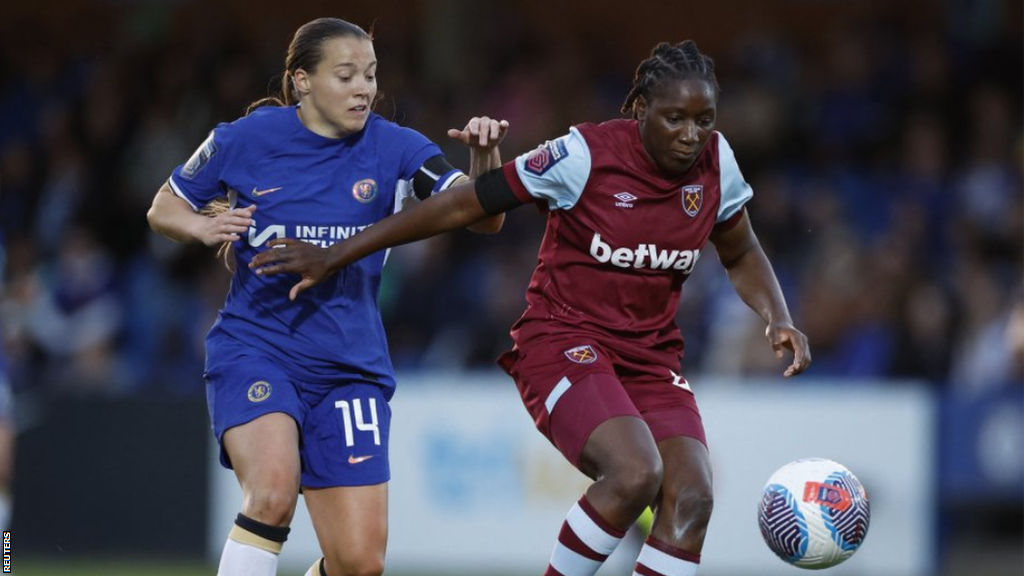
[546,497,626,576]
[633,536,700,576]
[217,537,279,576]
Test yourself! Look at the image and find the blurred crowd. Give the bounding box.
[0,0,1020,399]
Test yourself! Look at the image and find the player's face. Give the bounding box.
[297,36,377,139]
[637,78,717,175]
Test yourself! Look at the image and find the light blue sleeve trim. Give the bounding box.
[513,127,591,211]
[717,133,753,222]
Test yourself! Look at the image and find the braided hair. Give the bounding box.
[621,41,719,118]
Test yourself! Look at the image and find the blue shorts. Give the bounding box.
[205,340,391,488]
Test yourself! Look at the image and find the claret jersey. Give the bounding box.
[502,119,752,347]
[169,106,461,391]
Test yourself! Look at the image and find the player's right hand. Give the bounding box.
[765,322,812,377]
[447,116,509,150]
[195,204,256,247]
[249,238,331,301]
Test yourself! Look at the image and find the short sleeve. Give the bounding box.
[395,126,444,182]
[716,133,753,223]
[168,128,227,211]
[508,127,592,211]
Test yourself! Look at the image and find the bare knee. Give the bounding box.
[242,485,298,527]
[663,483,714,537]
[606,457,664,512]
[323,551,385,576]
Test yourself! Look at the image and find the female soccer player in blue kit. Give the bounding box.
[147,17,507,576]
[252,41,811,576]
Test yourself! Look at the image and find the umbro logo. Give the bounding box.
[614,192,637,208]
[670,369,692,392]
[252,186,282,197]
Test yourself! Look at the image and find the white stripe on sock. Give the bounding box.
[565,502,621,555]
[550,541,604,576]
[636,542,698,576]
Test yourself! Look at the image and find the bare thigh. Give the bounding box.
[222,412,301,524]
[304,483,388,572]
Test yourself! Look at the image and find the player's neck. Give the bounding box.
[296,105,356,140]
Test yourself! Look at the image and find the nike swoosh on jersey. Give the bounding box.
[252,186,282,197]
[348,454,374,464]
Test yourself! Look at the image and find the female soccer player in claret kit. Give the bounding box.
[147,17,508,576]
[251,40,811,576]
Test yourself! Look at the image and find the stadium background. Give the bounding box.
[0,0,1021,574]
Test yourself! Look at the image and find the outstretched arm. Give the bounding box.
[710,210,811,377]
[147,182,255,246]
[250,170,518,300]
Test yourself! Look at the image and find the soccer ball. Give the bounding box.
[757,458,870,569]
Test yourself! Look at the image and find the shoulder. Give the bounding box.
[711,131,738,169]
[233,105,292,129]
[365,113,432,145]
[574,118,636,150]
[214,106,294,143]
[577,118,635,137]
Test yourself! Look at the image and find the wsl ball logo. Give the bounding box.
[352,179,378,203]
[247,381,272,402]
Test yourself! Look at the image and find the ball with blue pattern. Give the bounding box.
[758,458,870,569]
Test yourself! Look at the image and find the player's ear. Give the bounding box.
[633,96,647,120]
[293,69,311,96]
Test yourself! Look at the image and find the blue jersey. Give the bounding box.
[169,107,457,391]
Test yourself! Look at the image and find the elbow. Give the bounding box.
[146,204,169,236]
[146,205,159,232]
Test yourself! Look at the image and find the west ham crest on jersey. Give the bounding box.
[682,185,703,217]
[564,345,598,364]
[524,139,570,176]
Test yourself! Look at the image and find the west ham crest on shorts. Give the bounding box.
[564,345,598,364]
[682,185,703,217]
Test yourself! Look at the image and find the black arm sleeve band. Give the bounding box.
[412,155,461,200]
[475,167,523,215]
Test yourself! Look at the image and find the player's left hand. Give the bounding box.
[249,238,332,301]
[765,322,811,377]
[448,116,509,150]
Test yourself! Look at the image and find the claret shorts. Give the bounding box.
[498,320,706,468]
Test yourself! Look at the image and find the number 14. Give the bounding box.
[334,398,380,447]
